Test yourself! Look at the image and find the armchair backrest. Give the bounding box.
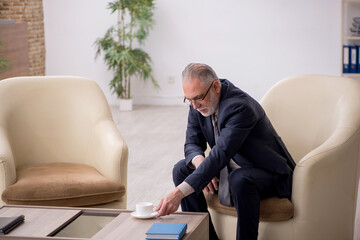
[0,76,113,168]
[260,75,360,164]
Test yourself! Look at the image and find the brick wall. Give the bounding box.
[0,0,45,76]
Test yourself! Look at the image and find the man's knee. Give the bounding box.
[228,169,255,195]
[172,159,190,186]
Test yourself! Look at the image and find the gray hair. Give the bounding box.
[182,63,219,85]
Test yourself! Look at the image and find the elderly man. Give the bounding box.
[156,63,295,240]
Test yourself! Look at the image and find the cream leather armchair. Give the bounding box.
[0,76,128,209]
[207,75,360,240]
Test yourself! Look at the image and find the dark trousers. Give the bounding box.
[173,159,278,240]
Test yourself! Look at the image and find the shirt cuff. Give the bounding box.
[177,181,195,197]
[189,155,203,169]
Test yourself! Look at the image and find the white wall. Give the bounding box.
[43,0,341,106]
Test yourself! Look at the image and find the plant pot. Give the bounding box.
[119,98,133,111]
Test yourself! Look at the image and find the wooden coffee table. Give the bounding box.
[0,205,209,240]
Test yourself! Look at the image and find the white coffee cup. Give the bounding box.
[136,202,154,216]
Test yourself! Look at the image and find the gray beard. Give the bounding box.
[197,92,219,117]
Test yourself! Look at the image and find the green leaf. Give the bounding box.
[94,0,159,98]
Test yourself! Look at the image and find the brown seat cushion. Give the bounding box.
[205,192,294,222]
[1,162,126,207]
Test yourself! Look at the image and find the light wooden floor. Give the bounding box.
[111,105,189,211]
[110,105,360,240]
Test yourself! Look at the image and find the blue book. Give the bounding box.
[349,45,358,73]
[357,46,360,73]
[343,45,350,73]
[146,222,187,240]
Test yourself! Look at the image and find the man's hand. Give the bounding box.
[193,156,219,194]
[203,176,219,194]
[156,188,184,217]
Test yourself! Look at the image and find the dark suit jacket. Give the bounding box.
[184,79,296,198]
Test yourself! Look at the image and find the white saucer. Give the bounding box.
[130,211,157,219]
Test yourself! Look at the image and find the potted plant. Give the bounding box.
[95,0,159,111]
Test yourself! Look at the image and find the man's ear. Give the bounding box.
[214,80,221,94]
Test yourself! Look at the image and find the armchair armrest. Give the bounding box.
[86,120,128,187]
[0,128,17,206]
[292,127,360,239]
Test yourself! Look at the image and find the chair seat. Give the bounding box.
[205,193,294,222]
[1,162,126,207]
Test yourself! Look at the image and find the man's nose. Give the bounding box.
[192,101,200,109]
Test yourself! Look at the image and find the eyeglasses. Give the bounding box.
[183,80,215,105]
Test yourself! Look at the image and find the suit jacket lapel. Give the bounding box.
[202,79,229,149]
[204,116,215,148]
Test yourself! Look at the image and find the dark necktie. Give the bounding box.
[212,114,232,206]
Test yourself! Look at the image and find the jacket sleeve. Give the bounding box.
[184,107,208,166]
